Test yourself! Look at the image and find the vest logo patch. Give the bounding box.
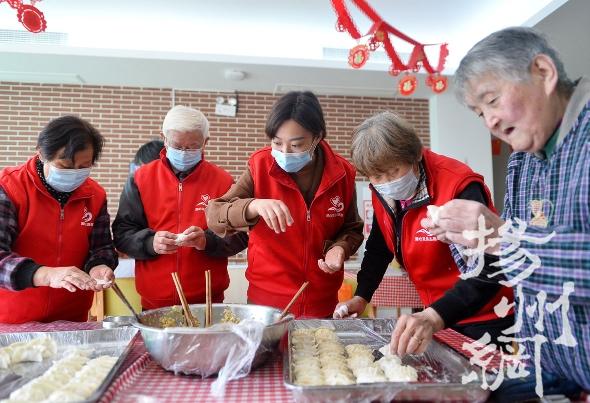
[81,207,94,227]
[326,195,344,218]
[195,194,210,212]
[415,228,437,242]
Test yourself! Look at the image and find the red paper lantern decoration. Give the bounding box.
[18,4,46,33]
[431,75,448,94]
[399,75,417,96]
[348,44,370,69]
[426,74,448,94]
[1,0,47,33]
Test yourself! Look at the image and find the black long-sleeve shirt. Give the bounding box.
[112,174,248,260]
[355,181,503,328]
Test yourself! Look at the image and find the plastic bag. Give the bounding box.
[210,319,265,397]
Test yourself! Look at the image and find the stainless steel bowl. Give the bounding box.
[102,315,136,329]
[134,303,293,376]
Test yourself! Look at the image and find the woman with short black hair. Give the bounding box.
[206,91,364,318]
[0,115,118,323]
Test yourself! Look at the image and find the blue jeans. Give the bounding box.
[492,370,582,402]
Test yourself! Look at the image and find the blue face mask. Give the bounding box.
[129,162,140,175]
[373,167,419,201]
[271,141,318,173]
[166,146,202,172]
[46,164,91,193]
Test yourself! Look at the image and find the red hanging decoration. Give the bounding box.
[399,75,417,96]
[331,0,449,95]
[18,4,46,32]
[1,0,46,33]
[388,65,401,77]
[430,75,448,94]
[348,44,370,69]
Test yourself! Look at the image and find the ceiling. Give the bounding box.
[0,0,580,97]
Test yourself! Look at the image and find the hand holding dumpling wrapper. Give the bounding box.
[426,205,441,225]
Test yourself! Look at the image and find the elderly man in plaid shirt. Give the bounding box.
[423,27,589,400]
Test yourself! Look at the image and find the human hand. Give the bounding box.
[247,199,293,234]
[176,226,206,250]
[33,266,95,292]
[153,231,179,255]
[89,264,115,291]
[421,200,504,253]
[318,246,345,274]
[333,296,367,319]
[390,307,444,356]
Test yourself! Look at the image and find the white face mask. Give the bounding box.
[373,167,419,201]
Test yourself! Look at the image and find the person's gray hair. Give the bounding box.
[351,111,422,177]
[454,27,574,103]
[162,105,209,139]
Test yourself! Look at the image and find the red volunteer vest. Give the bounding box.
[133,151,233,309]
[0,156,105,323]
[371,149,513,325]
[247,141,356,318]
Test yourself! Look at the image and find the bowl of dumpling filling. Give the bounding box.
[133,303,293,376]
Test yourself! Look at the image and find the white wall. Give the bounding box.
[429,91,494,199]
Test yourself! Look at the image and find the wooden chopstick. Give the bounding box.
[111,282,141,323]
[171,272,198,327]
[278,281,309,321]
[205,270,212,327]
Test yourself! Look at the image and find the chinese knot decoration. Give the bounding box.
[1,0,47,33]
[332,0,448,96]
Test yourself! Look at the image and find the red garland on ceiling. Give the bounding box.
[1,0,46,33]
[332,0,448,96]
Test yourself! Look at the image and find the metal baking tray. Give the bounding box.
[284,319,491,403]
[0,327,138,402]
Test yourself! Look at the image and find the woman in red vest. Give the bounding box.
[335,111,514,355]
[0,116,118,323]
[207,91,364,318]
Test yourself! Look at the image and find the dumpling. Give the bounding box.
[0,348,11,369]
[355,364,387,383]
[377,355,418,382]
[9,344,44,363]
[427,205,441,225]
[345,343,372,357]
[45,390,85,402]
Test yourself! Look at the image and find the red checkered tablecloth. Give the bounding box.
[433,327,502,371]
[344,271,423,308]
[103,351,293,403]
[0,321,506,401]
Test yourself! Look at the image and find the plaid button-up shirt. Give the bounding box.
[455,78,590,390]
[0,165,117,290]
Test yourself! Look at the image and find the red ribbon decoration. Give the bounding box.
[1,0,47,33]
[331,0,448,94]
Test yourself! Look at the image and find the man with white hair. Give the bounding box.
[113,105,247,310]
[423,27,588,399]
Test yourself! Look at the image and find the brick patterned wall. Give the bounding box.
[0,82,430,262]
